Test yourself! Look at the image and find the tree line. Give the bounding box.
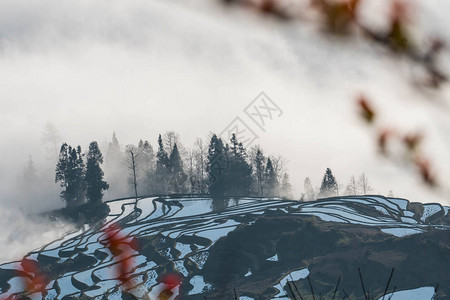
[54,132,293,207]
[54,132,388,207]
[301,168,383,201]
[55,142,109,206]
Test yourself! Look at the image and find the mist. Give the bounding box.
[1,0,450,252]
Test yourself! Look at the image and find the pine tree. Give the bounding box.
[155,134,169,194]
[55,143,86,206]
[280,172,292,198]
[168,143,187,193]
[41,122,62,162]
[137,139,155,194]
[85,141,109,204]
[106,132,120,160]
[73,146,86,205]
[251,146,266,197]
[23,155,38,186]
[304,177,316,201]
[226,134,252,196]
[265,158,278,197]
[318,168,338,198]
[207,134,227,198]
[104,132,127,198]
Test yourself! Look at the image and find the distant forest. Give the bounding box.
[17,124,382,209]
[53,132,295,207]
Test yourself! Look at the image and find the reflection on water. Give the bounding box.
[211,198,229,212]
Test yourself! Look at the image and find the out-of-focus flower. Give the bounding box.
[258,0,292,20]
[377,128,394,155]
[313,0,361,34]
[423,39,448,88]
[101,223,138,289]
[386,0,411,52]
[414,156,437,187]
[157,273,182,300]
[15,259,47,297]
[357,95,376,123]
[403,132,422,152]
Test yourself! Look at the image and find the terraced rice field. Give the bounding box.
[0,196,448,299]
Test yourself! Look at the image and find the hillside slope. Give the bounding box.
[0,195,448,299]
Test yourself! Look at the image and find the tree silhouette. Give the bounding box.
[207,134,227,198]
[265,158,278,197]
[168,143,187,193]
[251,146,266,197]
[155,134,169,194]
[125,145,139,200]
[318,168,338,198]
[55,143,85,206]
[304,177,316,201]
[85,141,109,204]
[280,172,292,198]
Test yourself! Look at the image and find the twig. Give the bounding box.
[287,281,298,300]
[342,289,349,300]
[434,283,439,300]
[358,267,368,300]
[382,268,395,300]
[332,276,341,300]
[387,286,397,300]
[307,276,316,300]
[289,274,304,300]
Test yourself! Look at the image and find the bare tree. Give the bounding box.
[125,145,139,201]
[304,177,316,201]
[186,148,196,193]
[270,155,287,183]
[41,122,62,161]
[358,173,373,195]
[345,176,358,195]
[193,138,208,193]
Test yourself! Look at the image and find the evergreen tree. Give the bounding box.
[226,134,252,196]
[55,143,86,206]
[168,143,187,193]
[155,134,169,194]
[207,134,227,198]
[73,146,86,204]
[23,155,38,186]
[304,177,316,201]
[318,168,338,198]
[42,122,62,162]
[104,132,127,198]
[264,158,278,197]
[280,172,292,198]
[85,141,109,203]
[106,132,120,161]
[251,146,266,196]
[137,139,155,194]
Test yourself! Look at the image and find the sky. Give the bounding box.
[0,0,450,221]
